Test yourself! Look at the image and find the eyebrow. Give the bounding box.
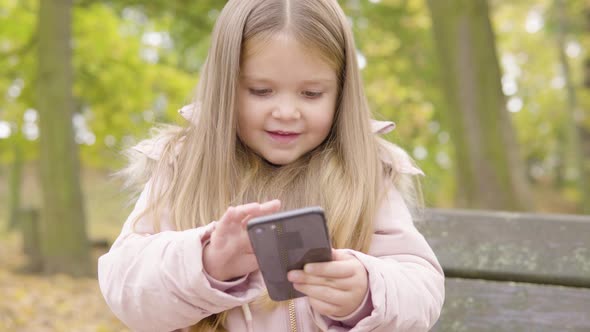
[240,75,336,84]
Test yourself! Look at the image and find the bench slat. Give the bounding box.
[416,209,590,286]
[432,278,590,331]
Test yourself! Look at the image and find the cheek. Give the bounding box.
[237,93,255,130]
[312,100,337,135]
[238,106,260,133]
[237,92,263,118]
[236,108,248,142]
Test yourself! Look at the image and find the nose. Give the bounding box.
[271,96,301,120]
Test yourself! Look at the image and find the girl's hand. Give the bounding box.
[203,200,281,281]
[287,250,368,318]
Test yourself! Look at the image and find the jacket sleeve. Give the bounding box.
[310,185,445,332]
[97,181,264,332]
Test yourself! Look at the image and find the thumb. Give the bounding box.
[331,248,354,261]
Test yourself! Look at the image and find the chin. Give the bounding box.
[264,158,294,166]
[262,154,300,167]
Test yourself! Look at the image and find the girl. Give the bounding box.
[98,0,445,331]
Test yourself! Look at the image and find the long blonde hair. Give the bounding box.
[121,0,421,330]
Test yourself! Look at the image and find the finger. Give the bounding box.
[218,206,236,225]
[260,199,281,213]
[240,200,281,227]
[287,270,351,291]
[331,249,355,261]
[240,213,255,228]
[292,283,344,306]
[228,203,270,226]
[217,206,253,233]
[303,260,356,278]
[307,297,343,318]
[233,203,263,220]
[236,200,280,219]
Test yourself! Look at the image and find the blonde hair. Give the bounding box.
[120,0,422,330]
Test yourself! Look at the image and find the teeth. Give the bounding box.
[268,131,298,136]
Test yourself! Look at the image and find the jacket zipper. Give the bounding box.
[277,222,297,331]
[288,299,298,332]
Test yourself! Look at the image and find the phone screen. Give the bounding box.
[247,207,332,301]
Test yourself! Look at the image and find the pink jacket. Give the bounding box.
[98,117,445,332]
[98,184,444,331]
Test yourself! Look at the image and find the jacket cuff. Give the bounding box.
[181,227,264,309]
[199,236,258,294]
[203,268,250,292]
[328,288,373,327]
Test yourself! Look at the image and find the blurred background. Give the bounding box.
[0,0,589,330]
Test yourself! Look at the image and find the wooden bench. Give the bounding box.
[416,209,590,331]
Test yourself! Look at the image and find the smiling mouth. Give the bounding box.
[266,130,300,143]
[268,130,299,136]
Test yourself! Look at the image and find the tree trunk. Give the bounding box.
[586,6,590,89]
[581,3,590,214]
[8,141,23,230]
[36,0,91,276]
[426,0,532,211]
[20,208,43,272]
[554,0,590,214]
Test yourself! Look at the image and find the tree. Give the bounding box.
[2,0,586,215]
[37,0,91,275]
[426,0,532,211]
[7,140,23,230]
[553,0,590,213]
[0,0,38,229]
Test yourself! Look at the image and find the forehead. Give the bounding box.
[240,33,337,83]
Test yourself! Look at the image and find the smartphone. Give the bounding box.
[247,206,332,301]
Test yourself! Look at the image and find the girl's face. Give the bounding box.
[237,33,338,166]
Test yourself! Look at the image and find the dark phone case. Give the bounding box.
[247,207,332,301]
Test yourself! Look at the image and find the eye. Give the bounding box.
[302,91,323,99]
[249,88,273,96]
